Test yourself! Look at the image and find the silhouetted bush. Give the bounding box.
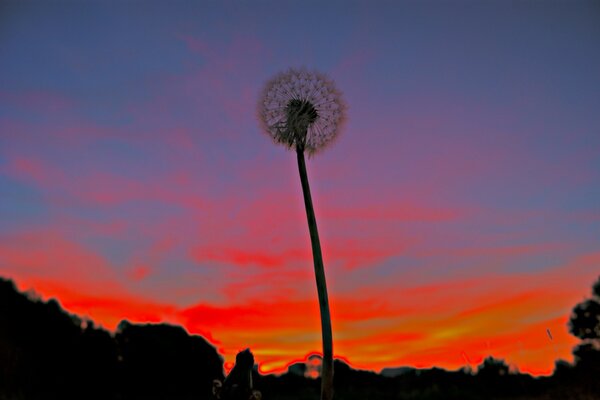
[116,320,224,399]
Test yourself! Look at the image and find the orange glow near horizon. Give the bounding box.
[5,255,595,377]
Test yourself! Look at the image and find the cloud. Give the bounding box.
[127,265,152,281]
[321,202,461,223]
[2,155,211,210]
[0,231,116,290]
[190,247,308,269]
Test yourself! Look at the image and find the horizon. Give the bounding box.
[1,274,584,379]
[1,0,600,378]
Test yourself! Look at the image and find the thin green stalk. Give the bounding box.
[296,147,334,400]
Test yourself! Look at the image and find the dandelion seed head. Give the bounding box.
[258,68,346,154]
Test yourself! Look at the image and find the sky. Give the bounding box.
[1,0,600,376]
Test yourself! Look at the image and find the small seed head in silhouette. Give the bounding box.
[258,68,346,154]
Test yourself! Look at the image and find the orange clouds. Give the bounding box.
[3,266,587,377]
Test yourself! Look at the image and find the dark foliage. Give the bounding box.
[217,349,256,400]
[0,277,224,400]
[593,279,600,299]
[116,321,224,399]
[562,275,600,398]
[569,299,600,340]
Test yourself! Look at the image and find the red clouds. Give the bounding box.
[128,265,152,281]
[191,247,309,269]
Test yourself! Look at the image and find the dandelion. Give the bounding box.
[258,68,346,400]
[258,68,346,155]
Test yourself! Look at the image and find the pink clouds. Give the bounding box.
[3,155,210,210]
[220,268,313,302]
[321,202,461,222]
[189,236,399,273]
[0,231,115,289]
[8,157,67,188]
[322,238,399,270]
[128,265,152,281]
[413,242,566,259]
[190,247,308,269]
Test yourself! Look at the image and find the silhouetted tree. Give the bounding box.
[477,356,510,378]
[116,321,224,400]
[258,68,346,400]
[569,276,600,342]
[213,349,261,400]
[570,299,600,340]
[0,277,224,400]
[0,278,84,399]
[565,275,600,397]
[593,279,600,298]
[76,320,119,399]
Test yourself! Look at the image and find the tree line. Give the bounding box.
[1,276,598,400]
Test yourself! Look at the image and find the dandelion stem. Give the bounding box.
[296,146,334,400]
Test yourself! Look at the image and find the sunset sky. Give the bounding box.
[1,0,599,376]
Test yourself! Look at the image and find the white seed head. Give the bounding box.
[257,68,346,154]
